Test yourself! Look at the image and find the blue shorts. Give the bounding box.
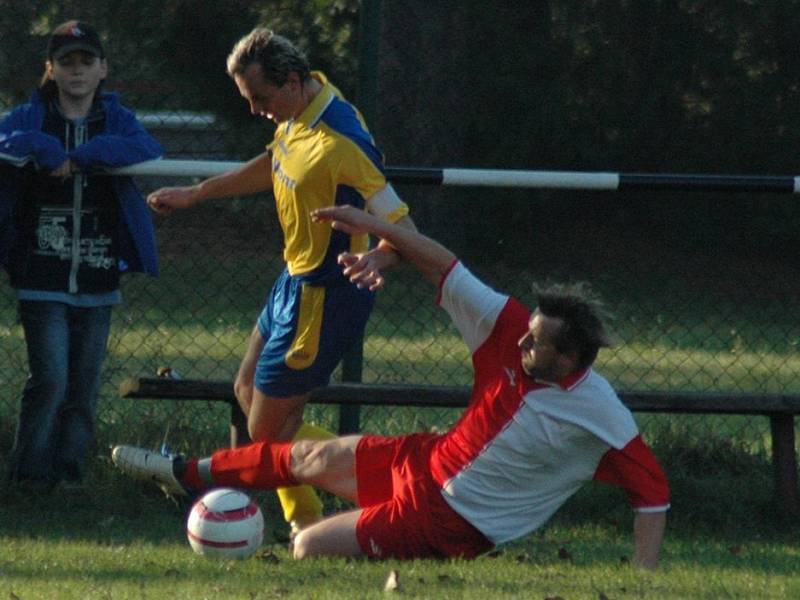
[254,269,375,397]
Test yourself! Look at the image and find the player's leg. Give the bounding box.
[252,271,373,533]
[287,435,360,500]
[245,390,328,533]
[291,509,362,559]
[233,324,265,419]
[245,389,307,442]
[111,435,361,500]
[249,271,330,532]
[276,422,338,531]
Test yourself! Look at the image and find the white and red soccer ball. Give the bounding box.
[186,488,264,559]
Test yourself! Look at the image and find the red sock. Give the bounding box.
[208,441,298,489]
[181,459,203,490]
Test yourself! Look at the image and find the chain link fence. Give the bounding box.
[2,4,799,471]
[2,166,799,459]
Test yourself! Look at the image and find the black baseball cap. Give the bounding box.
[47,20,104,60]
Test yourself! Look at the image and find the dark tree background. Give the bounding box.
[2,0,799,260]
[374,1,800,263]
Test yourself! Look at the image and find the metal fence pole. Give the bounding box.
[338,0,382,434]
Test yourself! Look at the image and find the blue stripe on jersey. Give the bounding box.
[298,184,367,285]
[318,96,385,174]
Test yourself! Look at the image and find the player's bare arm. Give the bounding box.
[148,151,273,214]
[632,511,666,570]
[312,205,455,285]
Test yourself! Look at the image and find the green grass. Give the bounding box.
[1,465,798,599]
[2,534,798,599]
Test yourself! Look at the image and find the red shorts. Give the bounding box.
[354,432,494,560]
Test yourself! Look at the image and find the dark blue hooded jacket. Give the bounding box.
[0,90,161,277]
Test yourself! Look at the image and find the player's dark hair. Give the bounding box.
[226,28,311,85]
[534,282,613,370]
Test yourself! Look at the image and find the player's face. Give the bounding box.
[47,51,106,102]
[518,311,566,381]
[234,63,301,124]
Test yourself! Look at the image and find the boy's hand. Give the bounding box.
[49,159,75,179]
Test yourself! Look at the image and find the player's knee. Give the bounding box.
[291,529,315,559]
[290,439,324,476]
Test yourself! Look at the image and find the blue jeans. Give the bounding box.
[8,301,112,483]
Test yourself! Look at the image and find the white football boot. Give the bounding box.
[112,445,189,498]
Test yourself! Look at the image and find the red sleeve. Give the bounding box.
[593,435,670,511]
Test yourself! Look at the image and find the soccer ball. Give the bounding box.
[186,488,264,559]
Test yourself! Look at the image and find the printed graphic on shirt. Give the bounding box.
[34,206,114,270]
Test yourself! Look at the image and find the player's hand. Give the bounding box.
[311,205,378,235]
[147,186,201,215]
[338,248,396,291]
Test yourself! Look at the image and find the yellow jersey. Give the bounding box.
[268,72,408,282]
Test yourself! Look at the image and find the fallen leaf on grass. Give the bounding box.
[258,549,281,564]
[384,569,401,592]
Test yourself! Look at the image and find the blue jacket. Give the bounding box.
[0,90,161,276]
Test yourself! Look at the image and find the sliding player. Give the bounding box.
[114,205,669,568]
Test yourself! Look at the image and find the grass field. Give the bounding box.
[1,464,798,599]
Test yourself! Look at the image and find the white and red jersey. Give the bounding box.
[430,261,670,545]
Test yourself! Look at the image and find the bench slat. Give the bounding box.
[120,377,800,415]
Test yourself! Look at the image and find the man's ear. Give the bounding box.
[557,350,580,375]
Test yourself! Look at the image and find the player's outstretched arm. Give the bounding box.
[312,205,455,286]
[632,511,666,570]
[148,152,272,214]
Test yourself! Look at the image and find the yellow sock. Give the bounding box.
[276,422,336,525]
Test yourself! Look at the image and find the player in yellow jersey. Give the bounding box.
[146,28,416,536]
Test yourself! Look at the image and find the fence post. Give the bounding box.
[769,414,799,518]
[338,0,383,435]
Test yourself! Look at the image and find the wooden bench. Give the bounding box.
[120,377,800,517]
